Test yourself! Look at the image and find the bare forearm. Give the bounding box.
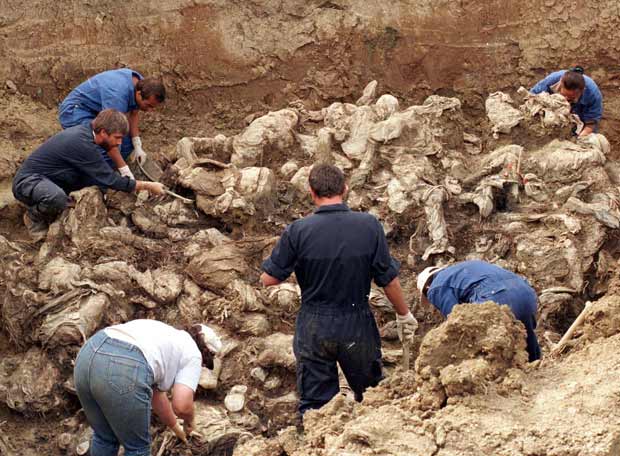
[107,147,127,169]
[260,272,282,287]
[579,125,594,136]
[152,391,176,427]
[128,110,140,137]
[384,277,409,315]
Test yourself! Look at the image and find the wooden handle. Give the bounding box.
[551,301,592,355]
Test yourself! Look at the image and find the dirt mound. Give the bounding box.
[413,302,528,410]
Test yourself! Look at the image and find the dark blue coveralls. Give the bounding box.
[426,260,541,361]
[58,69,143,167]
[262,203,400,414]
[12,124,135,224]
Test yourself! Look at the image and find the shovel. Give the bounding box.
[397,324,411,370]
[550,300,592,355]
[136,157,194,204]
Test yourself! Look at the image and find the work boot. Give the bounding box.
[23,213,48,242]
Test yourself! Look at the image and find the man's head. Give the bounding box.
[416,266,445,296]
[308,163,347,202]
[559,67,585,104]
[135,78,166,112]
[92,109,129,150]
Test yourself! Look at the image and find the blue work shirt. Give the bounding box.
[530,70,603,125]
[427,260,541,361]
[13,124,136,194]
[59,69,142,119]
[262,203,400,315]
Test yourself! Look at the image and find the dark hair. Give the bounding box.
[309,163,346,198]
[188,324,215,369]
[91,109,129,135]
[136,77,166,103]
[562,67,585,91]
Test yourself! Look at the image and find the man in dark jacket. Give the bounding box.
[417,260,541,361]
[260,163,417,414]
[13,109,164,240]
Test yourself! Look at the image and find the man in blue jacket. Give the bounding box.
[13,109,165,241]
[59,68,166,179]
[418,260,541,361]
[260,164,417,415]
[530,67,602,137]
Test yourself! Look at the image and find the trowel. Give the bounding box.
[136,157,194,204]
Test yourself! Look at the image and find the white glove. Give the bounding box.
[396,311,418,344]
[132,136,147,164]
[199,324,223,354]
[118,165,135,180]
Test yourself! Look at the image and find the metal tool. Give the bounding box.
[137,159,194,204]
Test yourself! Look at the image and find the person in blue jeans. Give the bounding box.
[74,320,221,456]
[530,66,603,137]
[59,68,166,179]
[417,260,541,362]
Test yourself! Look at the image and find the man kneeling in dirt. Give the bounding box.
[260,163,417,415]
[418,260,541,361]
[12,109,165,241]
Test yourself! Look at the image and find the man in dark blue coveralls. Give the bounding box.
[260,163,418,414]
[13,109,165,241]
[59,68,166,180]
[417,260,541,361]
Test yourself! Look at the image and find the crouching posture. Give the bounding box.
[418,260,541,361]
[260,164,417,415]
[12,109,164,240]
[74,320,218,456]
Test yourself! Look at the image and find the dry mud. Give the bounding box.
[1,2,620,455]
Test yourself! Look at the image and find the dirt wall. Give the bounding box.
[2,0,620,132]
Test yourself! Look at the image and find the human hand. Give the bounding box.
[132,136,147,164]
[170,423,187,443]
[118,165,135,180]
[183,419,194,437]
[396,311,418,344]
[136,181,166,196]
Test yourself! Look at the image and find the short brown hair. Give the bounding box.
[136,77,166,103]
[309,163,346,198]
[91,109,129,135]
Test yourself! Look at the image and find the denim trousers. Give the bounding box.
[74,331,154,456]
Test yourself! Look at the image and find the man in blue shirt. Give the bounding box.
[530,67,603,136]
[59,69,166,179]
[260,164,417,415]
[417,260,541,361]
[13,109,165,241]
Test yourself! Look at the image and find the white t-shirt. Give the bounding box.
[104,320,202,392]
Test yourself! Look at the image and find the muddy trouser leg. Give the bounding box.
[74,331,154,456]
[294,311,340,415]
[336,309,383,402]
[12,175,69,224]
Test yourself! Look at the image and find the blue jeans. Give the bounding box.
[58,104,133,167]
[74,331,154,456]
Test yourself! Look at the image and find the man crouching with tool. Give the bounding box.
[13,109,164,241]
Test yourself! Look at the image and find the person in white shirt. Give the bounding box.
[73,320,221,456]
